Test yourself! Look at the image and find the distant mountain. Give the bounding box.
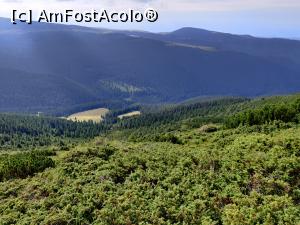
[1,18,300,113]
[119,27,300,67]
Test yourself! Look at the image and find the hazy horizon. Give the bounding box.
[0,0,300,39]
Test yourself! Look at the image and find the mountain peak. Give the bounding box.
[171,27,215,35]
[1,21,300,112]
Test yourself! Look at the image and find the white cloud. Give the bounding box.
[0,0,299,37]
[1,0,300,12]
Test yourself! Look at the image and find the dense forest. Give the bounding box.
[114,98,246,129]
[226,99,300,128]
[0,114,108,150]
[0,94,299,224]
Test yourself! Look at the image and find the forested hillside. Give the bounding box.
[0,114,107,150]
[1,18,300,113]
[0,94,299,224]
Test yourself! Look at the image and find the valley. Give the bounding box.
[0,16,300,225]
[1,18,300,114]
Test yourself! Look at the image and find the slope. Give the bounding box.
[1,18,300,113]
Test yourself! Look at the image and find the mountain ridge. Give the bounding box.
[1,18,300,114]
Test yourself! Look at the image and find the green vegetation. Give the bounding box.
[0,95,299,224]
[226,99,300,128]
[107,98,247,142]
[0,114,108,150]
[0,150,55,182]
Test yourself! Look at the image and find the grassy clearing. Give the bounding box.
[67,108,109,123]
[117,111,141,119]
[167,42,217,51]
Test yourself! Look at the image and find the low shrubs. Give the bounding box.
[154,133,183,144]
[0,151,55,181]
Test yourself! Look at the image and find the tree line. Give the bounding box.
[0,114,109,149]
[114,98,246,130]
[226,99,300,128]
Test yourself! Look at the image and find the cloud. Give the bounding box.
[2,0,22,2]
[2,0,300,11]
[0,0,299,37]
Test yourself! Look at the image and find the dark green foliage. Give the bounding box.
[0,151,55,181]
[109,98,247,142]
[226,99,300,128]
[108,95,300,143]
[0,114,108,150]
[0,114,107,138]
[116,98,246,129]
[64,146,116,163]
[154,133,183,144]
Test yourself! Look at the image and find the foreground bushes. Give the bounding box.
[0,150,55,181]
[1,126,299,224]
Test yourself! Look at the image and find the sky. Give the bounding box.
[0,0,300,38]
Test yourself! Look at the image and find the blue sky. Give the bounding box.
[1,0,300,38]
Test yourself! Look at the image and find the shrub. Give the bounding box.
[0,151,55,181]
[154,134,183,144]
